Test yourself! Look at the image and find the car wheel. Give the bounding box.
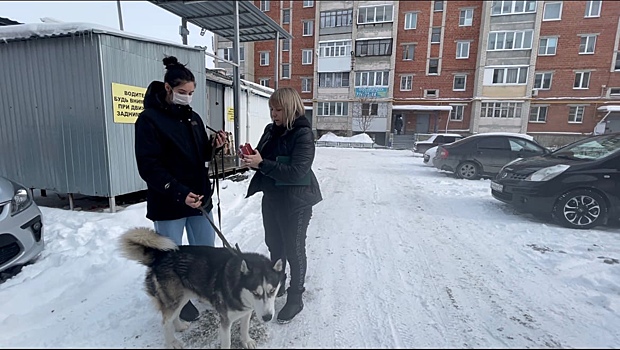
[552,189,608,229]
[456,161,480,180]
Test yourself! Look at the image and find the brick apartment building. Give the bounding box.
[213,0,620,147]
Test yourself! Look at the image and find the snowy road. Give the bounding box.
[256,148,620,349]
[1,147,619,349]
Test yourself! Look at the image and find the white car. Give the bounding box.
[423,146,439,166]
[413,133,464,154]
[0,176,45,274]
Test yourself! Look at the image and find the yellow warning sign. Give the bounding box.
[112,83,147,124]
[227,107,235,121]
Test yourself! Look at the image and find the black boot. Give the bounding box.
[277,290,303,323]
[179,300,200,322]
[277,274,287,298]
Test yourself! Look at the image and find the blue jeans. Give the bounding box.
[154,212,216,246]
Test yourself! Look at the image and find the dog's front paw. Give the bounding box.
[241,338,257,349]
[166,338,184,349]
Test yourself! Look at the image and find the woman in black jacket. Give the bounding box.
[134,56,226,321]
[242,87,323,323]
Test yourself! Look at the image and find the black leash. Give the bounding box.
[202,129,242,256]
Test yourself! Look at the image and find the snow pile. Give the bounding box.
[317,132,374,144]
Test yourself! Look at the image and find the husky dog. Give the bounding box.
[119,227,283,349]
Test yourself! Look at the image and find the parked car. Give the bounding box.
[433,132,549,180]
[491,133,620,229]
[423,146,439,166]
[414,133,464,154]
[0,175,44,274]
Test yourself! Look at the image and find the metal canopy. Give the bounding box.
[148,0,292,42]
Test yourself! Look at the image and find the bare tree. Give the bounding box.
[353,96,379,133]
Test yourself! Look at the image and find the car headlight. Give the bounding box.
[525,164,570,182]
[11,187,33,216]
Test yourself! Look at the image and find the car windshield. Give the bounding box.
[551,134,620,160]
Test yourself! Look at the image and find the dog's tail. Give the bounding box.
[119,227,178,266]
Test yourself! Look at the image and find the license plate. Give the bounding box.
[491,182,503,192]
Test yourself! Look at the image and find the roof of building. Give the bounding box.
[148,0,292,42]
[0,22,201,51]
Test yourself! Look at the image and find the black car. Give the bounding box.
[491,133,620,229]
[433,133,549,180]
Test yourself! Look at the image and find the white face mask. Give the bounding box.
[172,91,192,106]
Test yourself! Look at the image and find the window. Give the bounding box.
[355,39,393,57]
[425,89,438,98]
[320,9,353,28]
[318,72,350,88]
[428,59,439,75]
[303,20,314,36]
[301,78,312,93]
[480,102,523,118]
[281,64,290,79]
[302,49,313,65]
[259,78,270,87]
[585,0,601,17]
[538,37,557,55]
[453,75,466,91]
[608,88,620,97]
[568,106,585,123]
[529,106,548,122]
[459,9,473,26]
[543,2,562,21]
[362,103,378,116]
[579,35,596,54]
[282,39,290,51]
[303,0,314,8]
[574,71,590,89]
[534,72,552,90]
[431,27,441,44]
[282,9,290,24]
[260,0,270,12]
[616,53,620,71]
[456,42,470,59]
[488,30,533,50]
[400,75,413,91]
[491,1,537,15]
[478,137,509,150]
[317,102,348,116]
[357,5,394,24]
[239,47,245,61]
[404,12,417,30]
[434,1,444,12]
[355,71,390,87]
[450,105,465,121]
[259,52,269,66]
[402,44,415,60]
[319,40,352,57]
[221,47,232,61]
[509,138,543,152]
[490,67,528,84]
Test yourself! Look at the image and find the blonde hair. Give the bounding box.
[269,87,305,129]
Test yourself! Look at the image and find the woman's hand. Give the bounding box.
[242,150,263,169]
[212,130,227,149]
[185,192,204,208]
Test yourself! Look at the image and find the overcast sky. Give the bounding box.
[1,1,216,67]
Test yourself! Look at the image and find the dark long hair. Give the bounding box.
[162,56,195,88]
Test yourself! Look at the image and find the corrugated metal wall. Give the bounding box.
[0,34,108,195]
[98,34,206,197]
[0,32,206,198]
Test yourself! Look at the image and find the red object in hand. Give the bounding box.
[240,143,255,156]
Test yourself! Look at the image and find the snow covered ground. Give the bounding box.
[1,147,619,349]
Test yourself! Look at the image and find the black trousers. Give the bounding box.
[262,196,313,294]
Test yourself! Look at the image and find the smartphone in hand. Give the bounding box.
[240,143,255,156]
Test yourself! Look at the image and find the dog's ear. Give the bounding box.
[273,259,283,272]
[240,260,250,275]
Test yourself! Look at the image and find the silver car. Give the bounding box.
[0,175,44,274]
